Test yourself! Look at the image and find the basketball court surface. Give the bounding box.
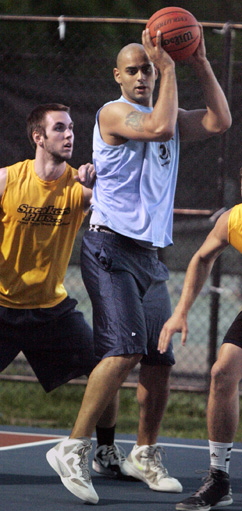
[1,425,241,510]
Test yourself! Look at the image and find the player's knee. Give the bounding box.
[106,352,142,375]
[124,353,143,371]
[210,360,235,392]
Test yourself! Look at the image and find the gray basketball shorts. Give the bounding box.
[80,230,175,366]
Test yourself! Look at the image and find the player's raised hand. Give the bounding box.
[183,24,206,65]
[142,28,174,70]
[158,310,189,353]
[75,163,96,189]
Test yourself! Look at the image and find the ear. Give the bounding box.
[113,67,122,85]
[32,130,44,147]
[154,66,159,80]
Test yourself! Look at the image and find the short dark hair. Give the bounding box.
[27,103,70,148]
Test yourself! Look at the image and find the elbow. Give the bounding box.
[163,127,176,141]
[222,113,232,133]
[214,112,232,135]
[154,125,176,142]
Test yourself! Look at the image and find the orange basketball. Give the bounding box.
[146,6,200,61]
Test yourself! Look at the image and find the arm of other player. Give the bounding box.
[0,168,7,199]
[74,163,96,212]
[158,209,231,353]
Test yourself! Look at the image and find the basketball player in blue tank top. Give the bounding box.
[47,27,231,504]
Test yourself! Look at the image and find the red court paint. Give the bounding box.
[0,431,63,447]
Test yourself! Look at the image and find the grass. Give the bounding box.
[1,380,242,441]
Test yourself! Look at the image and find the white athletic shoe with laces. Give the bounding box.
[46,437,99,504]
[92,443,127,478]
[121,443,183,492]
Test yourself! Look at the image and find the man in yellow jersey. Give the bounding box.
[158,168,242,511]
[0,103,124,503]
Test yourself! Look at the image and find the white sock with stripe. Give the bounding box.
[209,440,233,473]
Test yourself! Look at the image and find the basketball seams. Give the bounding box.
[146,7,200,61]
[150,36,200,44]
[147,18,198,30]
[150,25,200,36]
[147,9,196,28]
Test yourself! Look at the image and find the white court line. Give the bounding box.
[0,437,67,451]
[1,434,242,453]
[0,430,64,437]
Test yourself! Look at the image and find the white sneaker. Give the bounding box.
[92,443,127,478]
[122,443,183,493]
[46,437,99,504]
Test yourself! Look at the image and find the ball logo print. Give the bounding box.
[162,30,194,48]
[146,6,201,61]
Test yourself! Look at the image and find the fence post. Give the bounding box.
[207,22,234,381]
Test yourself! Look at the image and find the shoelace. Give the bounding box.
[75,443,92,482]
[105,444,126,463]
[193,469,220,497]
[146,445,169,477]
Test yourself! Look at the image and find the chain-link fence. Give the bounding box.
[1,15,242,391]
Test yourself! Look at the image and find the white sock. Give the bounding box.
[209,440,233,473]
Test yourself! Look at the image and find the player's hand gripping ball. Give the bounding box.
[146,6,200,61]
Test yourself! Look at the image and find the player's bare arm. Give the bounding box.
[0,167,7,198]
[142,29,179,136]
[82,188,92,213]
[99,103,152,144]
[125,110,146,132]
[158,210,231,353]
[74,163,96,212]
[177,26,232,141]
[99,78,177,145]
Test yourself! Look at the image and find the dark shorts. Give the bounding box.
[0,296,96,392]
[223,310,242,349]
[80,230,175,366]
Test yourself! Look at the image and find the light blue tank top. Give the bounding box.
[91,95,180,248]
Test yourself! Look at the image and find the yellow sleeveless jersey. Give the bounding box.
[0,160,86,308]
[228,204,242,254]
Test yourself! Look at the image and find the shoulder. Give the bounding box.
[0,160,32,198]
[100,101,136,119]
[212,208,231,243]
[226,204,242,251]
[197,209,230,260]
[228,203,242,229]
[5,159,32,176]
[215,208,231,230]
[66,163,78,176]
[229,203,242,216]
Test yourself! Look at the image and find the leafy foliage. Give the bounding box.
[1,382,242,442]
